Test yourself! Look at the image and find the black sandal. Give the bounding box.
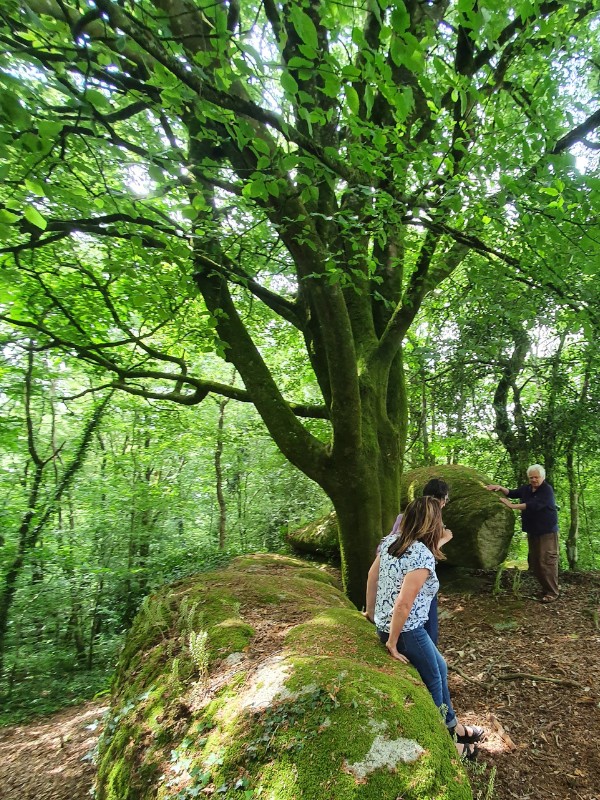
[450,724,486,744]
[457,742,478,762]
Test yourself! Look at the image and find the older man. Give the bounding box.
[486,465,559,602]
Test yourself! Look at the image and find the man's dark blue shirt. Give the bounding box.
[507,482,558,536]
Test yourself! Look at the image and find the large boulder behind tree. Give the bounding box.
[96,555,471,800]
[287,465,514,569]
[401,465,515,569]
[285,511,340,558]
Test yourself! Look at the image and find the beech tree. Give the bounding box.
[1,0,599,604]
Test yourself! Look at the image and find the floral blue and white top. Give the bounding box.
[374,533,439,633]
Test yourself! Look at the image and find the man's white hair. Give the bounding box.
[527,464,546,480]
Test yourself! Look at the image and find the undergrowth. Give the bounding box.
[0,657,116,726]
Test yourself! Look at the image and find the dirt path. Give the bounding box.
[442,569,600,800]
[0,570,598,800]
[0,701,107,800]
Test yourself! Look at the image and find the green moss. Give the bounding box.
[96,723,138,800]
[401,465,514,568]
[287,608,384,661]
[209,619,255,659]
[232,553,310,570]
[96,554,471,800]
[294,566,341,587]
[287,512,340,558]
[196,657,470,800]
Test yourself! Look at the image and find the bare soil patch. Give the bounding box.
[0,568,598,800]
[0,700,108,800]
[441,568,600,800]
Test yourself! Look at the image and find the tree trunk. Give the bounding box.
[564,347,591,571]
[565,450,579,570]
[492,327,531,483]
[215,398,229,551]
[326,383,404,607]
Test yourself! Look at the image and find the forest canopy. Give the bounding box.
[0,0,599,654]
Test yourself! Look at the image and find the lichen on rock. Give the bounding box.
[96,554,472,800]
[344,734,425,778]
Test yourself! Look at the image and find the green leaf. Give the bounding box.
[84,89,111,110]
[252,137,271,156]
[244,176,268,201]
[289,6,318,50]
[390,36,405,67]
[280,71,299,96]
[341,65,361,80]
[241,42,264,66]
[320,72,341,98]
[24,178,46,197]
[298,44,317,60]
[0,209,20,224]
[24,205,47,230]
[266,180,280,197]
[287,57,313,69]
[148,164,164,182]
[345,85,360,116]
[390,4,410,34]
[37,120,63,138]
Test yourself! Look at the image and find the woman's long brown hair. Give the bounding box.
[387,496,446,560]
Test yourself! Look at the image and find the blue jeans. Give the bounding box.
[424,593,439,645]
[378,625,457,729]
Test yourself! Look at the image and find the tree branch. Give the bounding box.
[90,0,368,188]
[193,252,305,330]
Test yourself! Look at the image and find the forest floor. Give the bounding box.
[0,568,598,800]
[441,567,600,800]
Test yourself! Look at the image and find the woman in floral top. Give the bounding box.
[365,496,484,759]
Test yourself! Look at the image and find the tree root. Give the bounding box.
[448,664,585,690]
[493,672,584,689]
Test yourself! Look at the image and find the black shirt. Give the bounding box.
[507,482,558,536]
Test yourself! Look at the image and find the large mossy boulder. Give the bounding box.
[401,465,515,569]
[96,554,472,800]
[287,465,514,569]
[285,511,340,558]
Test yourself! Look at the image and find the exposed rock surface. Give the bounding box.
[401,465,515,569]
[95,554,472,799]
[287,465,515,569]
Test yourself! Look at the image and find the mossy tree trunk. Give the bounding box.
[215,397,229,551]
[564,355,591,570]
[198,254,417,605]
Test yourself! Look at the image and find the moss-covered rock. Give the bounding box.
[96,554,472,800]
[287,465,514,569]
[286,511,340,558]
[401,465,515,569]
